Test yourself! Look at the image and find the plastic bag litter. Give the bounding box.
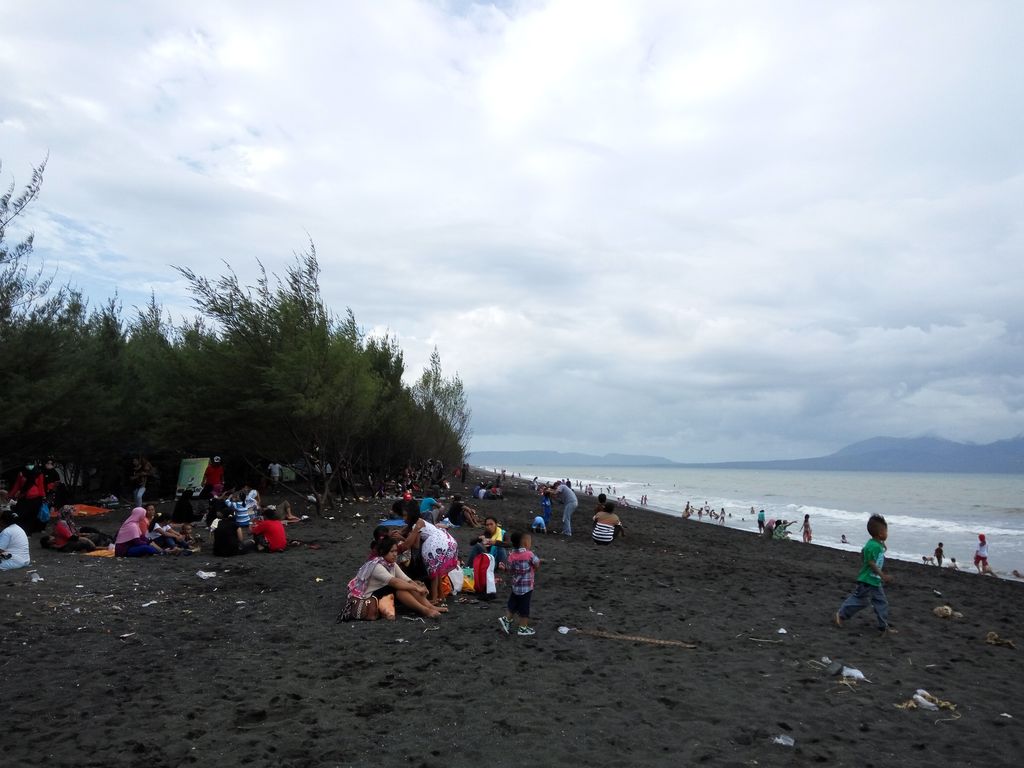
[557,626,572,634]
[30,573,43,583]
[772,735,795,747]
[841,666,866,681]
[777,628,787,634]
[895,688,957,712]
[195,571,216,579]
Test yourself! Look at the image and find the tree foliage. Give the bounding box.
[0,159,471,504]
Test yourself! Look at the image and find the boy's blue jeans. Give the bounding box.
[838,582,890,630]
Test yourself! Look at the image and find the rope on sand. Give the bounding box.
[572,628,696,649]
[985,631,1016,649]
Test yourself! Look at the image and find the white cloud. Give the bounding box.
[2,0,1023,460]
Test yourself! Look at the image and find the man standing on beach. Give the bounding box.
[550,480,578,537]
[268,460,282,491]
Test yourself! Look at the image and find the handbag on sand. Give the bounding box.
[339,594,379,622]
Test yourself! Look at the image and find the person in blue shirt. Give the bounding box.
[419,497,442,522]
[540,490,553,527]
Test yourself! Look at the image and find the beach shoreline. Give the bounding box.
[483,465,1024,577]
[3,470,1023,767]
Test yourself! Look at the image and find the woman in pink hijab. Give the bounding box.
[114,507,163,557]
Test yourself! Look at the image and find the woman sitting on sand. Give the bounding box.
[592,501,625,545]
[348,538,442,619]
[114,507,165,557]
[172,489,196,523]
[40,506,97,552]
[772,520,793,540]
[0,510,31,570]
[211,505,246,556]
[400,504,458,605]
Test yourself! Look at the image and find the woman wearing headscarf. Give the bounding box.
[172,489,196,523]
[114,507,163,557]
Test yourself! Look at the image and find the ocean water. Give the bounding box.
[487,465,1024,576]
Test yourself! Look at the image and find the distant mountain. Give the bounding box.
[690,436,1024,474]
[469,450,677,467]
[472,437,1024,473]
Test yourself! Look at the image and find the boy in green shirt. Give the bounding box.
[833,514,897,634]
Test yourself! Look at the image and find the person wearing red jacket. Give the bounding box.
[251,507,287,552]
[7,460,47,534]
[200,456,225,499]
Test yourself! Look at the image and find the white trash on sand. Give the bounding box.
[841,666,866,681]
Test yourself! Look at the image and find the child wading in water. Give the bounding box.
[834,514,897,635]
[801,514,812,543]
[499,531,540,637]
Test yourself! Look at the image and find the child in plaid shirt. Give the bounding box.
[499,531,540,637]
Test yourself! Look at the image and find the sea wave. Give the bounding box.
[785,503,1024,538]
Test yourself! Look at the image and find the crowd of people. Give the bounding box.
[338,475,630,629]
[0,453,310,567]
[3,459,1011,644]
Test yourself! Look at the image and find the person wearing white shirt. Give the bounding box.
[0,510,31,570]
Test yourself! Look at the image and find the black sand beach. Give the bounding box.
[3,474,1023,767]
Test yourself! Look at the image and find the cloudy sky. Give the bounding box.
[3,1,1023,462]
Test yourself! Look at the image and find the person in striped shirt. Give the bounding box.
[592,500,625,545]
